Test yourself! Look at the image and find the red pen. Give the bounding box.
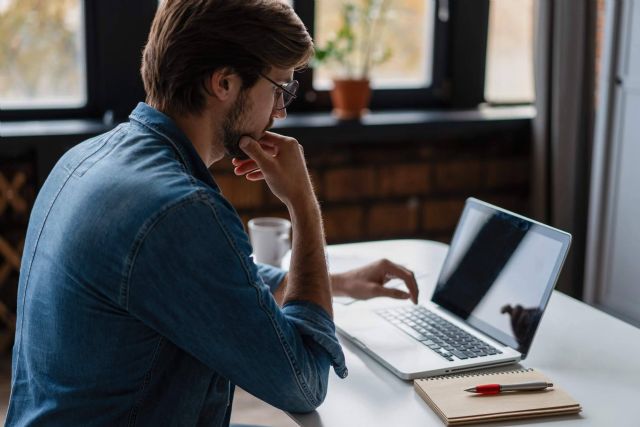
[464,381,553,394]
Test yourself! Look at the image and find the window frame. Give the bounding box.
[447,0,491,108]
[0,0,157,122]
[288,0,490,113]
[1,0,495,121]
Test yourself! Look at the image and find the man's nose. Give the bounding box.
[272,107,287,120]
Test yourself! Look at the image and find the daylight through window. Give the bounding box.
[0,0,87,109]
[485,0,535,103]
[313,0,434,90]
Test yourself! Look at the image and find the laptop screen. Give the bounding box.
[431,198,571,358]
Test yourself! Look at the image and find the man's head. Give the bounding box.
[141,0,313,157]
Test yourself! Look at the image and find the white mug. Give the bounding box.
[248,217,291,267]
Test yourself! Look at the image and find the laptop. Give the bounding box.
[334,198,572,379]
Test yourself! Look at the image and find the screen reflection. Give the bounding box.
[432,205,564,356]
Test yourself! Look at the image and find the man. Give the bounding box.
[7,1,418,425]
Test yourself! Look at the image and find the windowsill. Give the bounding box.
[275,105,534,144]
[279,105,534,128]
[1,105,534,142]
[1,118,111,139]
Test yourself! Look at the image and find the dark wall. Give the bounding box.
[0,111,531,354]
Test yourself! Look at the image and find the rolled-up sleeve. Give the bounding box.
[255,263,287,294]
[283,301,347,378]
[126,192,347,413]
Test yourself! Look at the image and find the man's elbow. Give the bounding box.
[279,384,328,413]
[274,366,330,413]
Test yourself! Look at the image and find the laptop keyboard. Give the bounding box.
[376,306,503,362]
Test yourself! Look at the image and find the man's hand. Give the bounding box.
[237,132,313,208]
[331,259,419,304]
[232,140,276,181]
[240,131,333,316]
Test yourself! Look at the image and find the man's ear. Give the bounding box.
[208,68,240,101]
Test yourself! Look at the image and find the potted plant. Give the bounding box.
[313,0,393,120]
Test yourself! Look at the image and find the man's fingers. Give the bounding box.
[377,287,411,300]
[260,131,297,144]
[379,259,420,304]
[257,140,279,156]
[233,160,259,176]
[239,136,270,164]
[232,158,252,167]
[245,170,265,181]
[233,141,276,165]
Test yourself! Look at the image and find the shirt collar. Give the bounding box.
[129,102,218,189]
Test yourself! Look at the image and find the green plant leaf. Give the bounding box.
[312,0,395,79]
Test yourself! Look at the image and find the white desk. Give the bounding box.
[289,240,640,427]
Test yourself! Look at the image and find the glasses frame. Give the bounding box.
[259,73,299,110]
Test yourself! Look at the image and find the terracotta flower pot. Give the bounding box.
[330,78,371,120]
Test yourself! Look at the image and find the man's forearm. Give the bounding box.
[282,196,333,317]
[274,273,340,306]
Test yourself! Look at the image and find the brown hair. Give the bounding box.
[141,0,313,116]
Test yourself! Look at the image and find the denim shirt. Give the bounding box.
[7,102,347,426]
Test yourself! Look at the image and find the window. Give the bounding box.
[0,0,87,109]
[291,0,448,111]
[0,0,507,119]
[1,0,158,122]
[484,0,535,103]
[313,0,435,90]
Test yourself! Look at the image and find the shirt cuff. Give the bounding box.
[282,301,348,379]
[255,263,287,294]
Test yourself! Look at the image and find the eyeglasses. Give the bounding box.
[259,73,299,110]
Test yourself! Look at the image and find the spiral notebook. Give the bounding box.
[414,368,581,426]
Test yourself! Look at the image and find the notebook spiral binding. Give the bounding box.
[422,367,534,381]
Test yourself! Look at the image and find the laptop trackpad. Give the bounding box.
[337,307,444,374]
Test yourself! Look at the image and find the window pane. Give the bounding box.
[314,0,434,89]
[0,0,87,109]
[485,0,535,103]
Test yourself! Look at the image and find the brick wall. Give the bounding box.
[213,130,530,244]
[0,121,530,355]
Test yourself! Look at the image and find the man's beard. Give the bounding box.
[221,91,248,159]
[221,92,274,159]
